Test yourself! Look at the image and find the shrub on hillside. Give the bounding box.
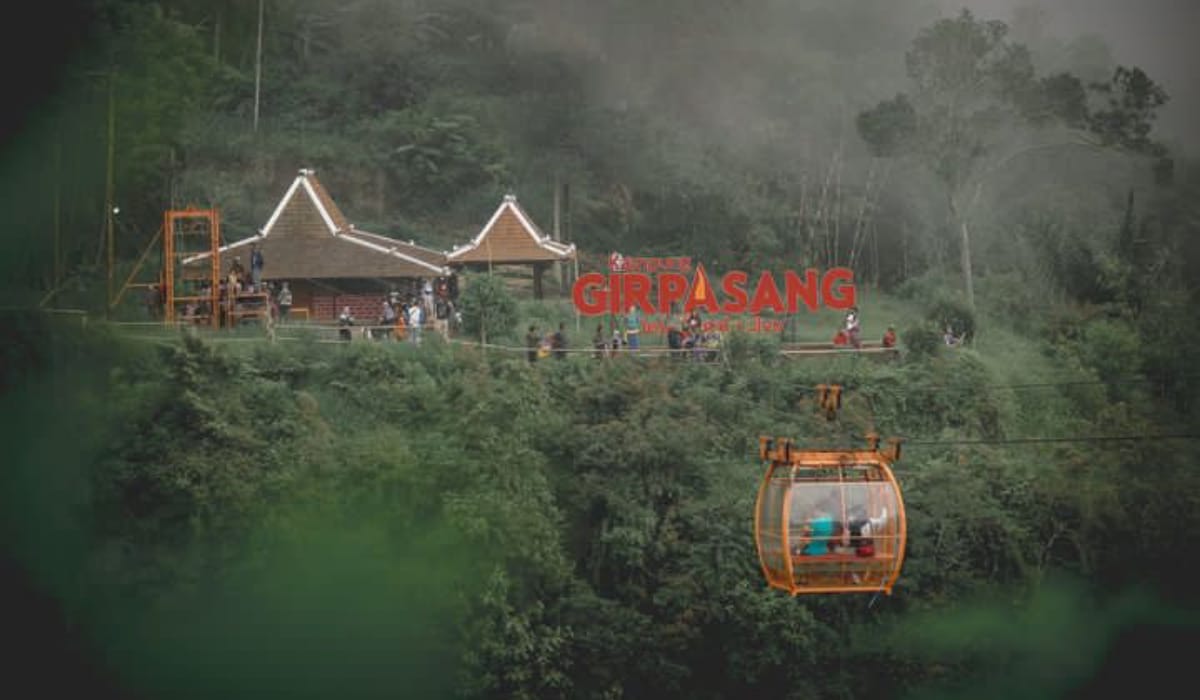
[1077,319,1142,384]
[894,270,958,304]
[902,323,942,359]
[926,296,976,343]
[723,329,780,367]
[976,271,1051,334]
[458,273,519,343]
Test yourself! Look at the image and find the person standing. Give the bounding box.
[526,325,540,363]
[278,281,293,322]
[379,300,397,340]
[667,323,683,359]
[592,324,607,359]
[844,306,861,348]
[249,243,265,289]
[551,322,567,360]
[421,278,435,319]
[434,295,452,340]
[338,306,355,341]
[624,303,641,351]
[407,299,423,345]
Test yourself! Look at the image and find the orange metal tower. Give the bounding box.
[163,208,221,328]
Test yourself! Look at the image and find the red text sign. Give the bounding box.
[572,264,857,317]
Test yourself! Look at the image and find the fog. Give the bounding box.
[946,0,1200,152]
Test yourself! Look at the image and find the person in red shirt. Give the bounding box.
[882,326,897,348]
[832,329,849,347]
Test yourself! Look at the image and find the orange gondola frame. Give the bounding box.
[754,434,907,595]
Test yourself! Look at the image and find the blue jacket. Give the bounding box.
[802,515,834,556]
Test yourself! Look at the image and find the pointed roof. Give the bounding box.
[446,194,576,265]
[182,169,448,279]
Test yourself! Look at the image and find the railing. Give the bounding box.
[20,306,904,360]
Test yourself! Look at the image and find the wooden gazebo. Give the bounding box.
[446,194,576,298]
[183,169,449,320]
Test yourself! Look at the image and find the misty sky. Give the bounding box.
[943,0,1200,152]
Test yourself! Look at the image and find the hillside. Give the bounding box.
[4,279,1199,698]
[3,2,1200,698]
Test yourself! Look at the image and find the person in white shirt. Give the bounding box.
[407,299,423,345]
[844,307,861,348]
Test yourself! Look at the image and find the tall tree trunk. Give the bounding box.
[947,192,975,310]
[817,150,836,268]
[53,139,61,287]
[553,174,562,292]
[375,168,386,221]
[871,219,880,287]
[253,0,264,133]
[213,7,221,62]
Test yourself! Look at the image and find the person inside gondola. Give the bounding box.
[847,506,889,557]
[800,494,838,556]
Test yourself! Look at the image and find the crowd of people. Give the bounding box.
[148,255,937,358]
[148,243,279,327]
[337,277,458,343]
[147,245,466,343]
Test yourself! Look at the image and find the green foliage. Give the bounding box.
[458,272,520,342]
[902,324,942,359]
[858,9,1170,306]
[926,296,976,342]
[1074,319,1142,384]
[857,93,917,158]
[459,569,573,699]
[1087,67,1171,156]
[361,106,509,214]
[5,311,1200,699]
[722,329,780,368]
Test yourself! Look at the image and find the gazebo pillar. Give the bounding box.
[533,263,545,300]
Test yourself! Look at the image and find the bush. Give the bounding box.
[902,323,942,359]
[1076,319,1142,384]
[894,269,958,304]
[458,272,519,343]
[976,271,1051,334]
[926,296,976,343]
[723,329,780,367]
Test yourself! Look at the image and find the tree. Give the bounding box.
[857,10,1169,308]
[457,271,518,343]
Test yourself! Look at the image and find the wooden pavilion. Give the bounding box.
[446,194,576,298]
[182,169,449,321]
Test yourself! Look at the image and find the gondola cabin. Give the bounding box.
[754,435,906,595]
